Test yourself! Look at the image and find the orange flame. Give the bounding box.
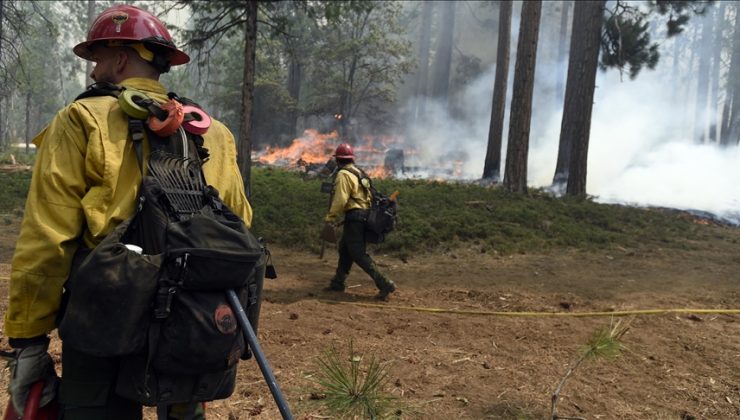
[254,130,418,179]
[257,129,338,165]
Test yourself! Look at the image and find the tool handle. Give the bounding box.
[226,290,293,420]
[3,380,44,420]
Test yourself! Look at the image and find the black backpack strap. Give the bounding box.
[339,166,379,197]
[128,119,147,174]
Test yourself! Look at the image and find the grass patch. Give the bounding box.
[249,168,706,256]
[0,167,718,256]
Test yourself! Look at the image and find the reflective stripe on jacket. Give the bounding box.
[5,77,252,338]
[324,163,371,223]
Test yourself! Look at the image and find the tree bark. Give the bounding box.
[562,0,605,196]
[503,0,541,194]
[24,91,30,153]
[413,1,433,122]
[0,0,5,150]
[722,5,740,146]
[430,1,455,101]
[555,0,571,107]
[287,58,301,139]
[694,14,712,143]
[482,0,512,182]
[238,0,257,198]
[708,3,726,144]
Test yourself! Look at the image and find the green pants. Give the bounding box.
[59,343,205,420]
[330,220,394,292]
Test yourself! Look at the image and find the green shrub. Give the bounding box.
[1,167,708,256]
[249,168,702,255]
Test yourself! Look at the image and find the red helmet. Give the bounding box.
[334,143,355,159]
[73,5,190,66]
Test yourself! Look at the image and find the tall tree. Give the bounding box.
[430,1,455,101]
[553,0,706,194]
[722,4,740,146]
[556,0,571,106]
[693,9,712,143]
[178,1,277,196]
[708,2,726,144]
[0,0,25,149]
[482,0,512,182]
[0,0,5,147]
[307,1,413,133]
[413,1,433,124]
[560,0,605,196]
[503,0,542,194]
[239,1,257,197]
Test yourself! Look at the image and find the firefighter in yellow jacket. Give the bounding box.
[324,143,396,300]
[3,5,251,419]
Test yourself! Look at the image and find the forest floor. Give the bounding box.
[0,218,738,419]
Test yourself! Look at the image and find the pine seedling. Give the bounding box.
[551,318,631,420]
[310,341,396,419]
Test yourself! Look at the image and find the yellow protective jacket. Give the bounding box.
[5,78,252,338]
[324,163,371,223]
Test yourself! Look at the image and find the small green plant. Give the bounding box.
[551,318,631,420]
[310,341,396,419]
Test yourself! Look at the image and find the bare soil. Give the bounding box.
[0,219,738,419]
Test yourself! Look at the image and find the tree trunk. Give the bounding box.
[85,0,95,86]
[503,0,541,194]
[552,1,574,185]
[430,1,455,101]
[709,3,726,144]
[414,1,433,122]
[238,0,257,198]
[722,5,740,146]
[555,0,571,107]
[0,0,5,149]
[287,57,301,139]
[681,25,698,138]
[24,91,30,153]
[694,10,712,143]
[482,0,512,182]
[562,0,605,196]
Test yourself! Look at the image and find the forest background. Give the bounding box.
[0,0,737,223]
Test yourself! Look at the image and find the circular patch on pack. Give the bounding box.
[214,304,238,334]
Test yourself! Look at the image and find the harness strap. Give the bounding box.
[128,119,146,174]
[74,82,122,101]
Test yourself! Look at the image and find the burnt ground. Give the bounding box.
[0,218,738,419]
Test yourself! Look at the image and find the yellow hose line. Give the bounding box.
[320,300,740,317]
[0,275,735,318]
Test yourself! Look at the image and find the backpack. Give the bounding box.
[339,166,398,244]
[58,84,268,405]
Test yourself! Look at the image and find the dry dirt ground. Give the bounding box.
[0,219,738,419]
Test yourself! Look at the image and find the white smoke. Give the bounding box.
[399,20,740,224]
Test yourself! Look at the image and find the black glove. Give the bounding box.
[5,336,59,417]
